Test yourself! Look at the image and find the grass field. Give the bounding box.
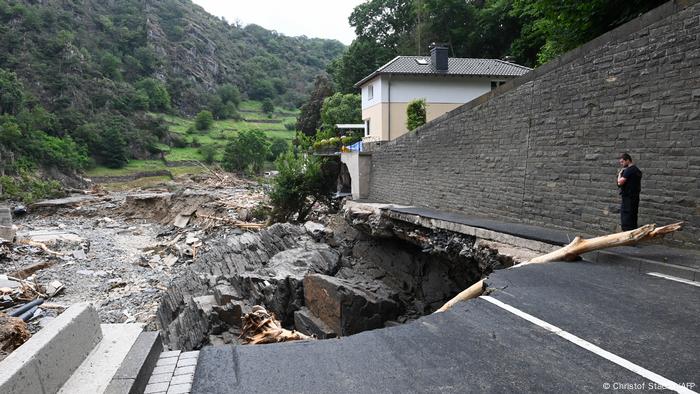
[88,100,298,181]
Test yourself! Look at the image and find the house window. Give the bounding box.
[367,84,374,100]
[491,80,506,90]
[364,119,370,136]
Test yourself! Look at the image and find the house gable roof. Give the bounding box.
[354,56,532,88]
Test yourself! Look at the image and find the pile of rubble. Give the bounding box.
[0,173,270,359]
[158,207,507,350]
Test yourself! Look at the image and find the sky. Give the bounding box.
[192,1,366,45]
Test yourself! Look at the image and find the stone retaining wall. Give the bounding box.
[368,1,700,246]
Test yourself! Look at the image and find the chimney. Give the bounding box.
[430,44,448,72]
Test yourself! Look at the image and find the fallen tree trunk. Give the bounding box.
[240,305,312,344]
[515,222,683,268]
[436,222,683,313]
[434,280,485,313]
[195,213,266,230]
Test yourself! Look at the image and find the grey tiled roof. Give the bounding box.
[355,56,532,87]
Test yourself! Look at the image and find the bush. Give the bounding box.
[199,144,217,164]
[195,110,214,130]
[268,137,288,161]
[222,129,270,174]
[269,151,328,222]
[406,98,426,131]
[261,98,274,115]
[0,172,64,204]
[283,121,296,131]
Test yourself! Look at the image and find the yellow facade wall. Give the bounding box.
[363,102,465,141]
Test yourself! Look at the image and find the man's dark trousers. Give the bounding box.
[621,195,639,231]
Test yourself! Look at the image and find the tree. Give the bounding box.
[0,69,25,116]
[269,151,332,222]
[296,75,334,136]
[268,137,288,161]
[217,84,241,107]
[222,129,270,173]
[99,126,128,168]
[195,110,214,130]
[261,98,274,115]
[350,0,416,53]
[406,98,426,131]
[328,38,394,94]
[511,0,665,64]
[320,93,362,131]
[135,78,172,112]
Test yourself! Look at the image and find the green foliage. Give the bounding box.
[283,121,296,131]
[511,0,665,65]
[217,84,241,107]
[261,98,274,114]
[268,137,289,161]
[99,125,129,168]
[406,98,426,131]
[199,144,217,164]
[222,129,270,174]
[296,75,334,136]
[268,151,333,222]
[335,0,663,74]
[135,78,172,111]
[0,172,64,204]
[320,93,361,131]
[195,110,214,131]
[0,69,25,116]
[328,38,393,94]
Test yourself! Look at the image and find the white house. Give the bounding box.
[355,46,531,142]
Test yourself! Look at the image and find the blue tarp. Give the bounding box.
[347,141,363,152]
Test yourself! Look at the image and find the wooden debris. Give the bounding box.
[240,305,312,345]
[436,222,683,313]
[516,222,683,267]
[11,261,56,280]
[18,240,65,256]
[195,213,266,230]
[0,312,30,352]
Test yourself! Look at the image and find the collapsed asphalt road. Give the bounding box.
[192,259,700,393]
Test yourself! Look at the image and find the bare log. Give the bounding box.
[18,240,64,256]
[240,305,312,344]
[434,279,485,313]
[515,222,683,268]
[195,160,224,181]
[195,213,265,230]
[435,222,682,313]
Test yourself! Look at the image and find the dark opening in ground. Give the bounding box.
[158,214,506,350]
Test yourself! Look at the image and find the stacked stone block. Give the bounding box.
[369,1,700,247]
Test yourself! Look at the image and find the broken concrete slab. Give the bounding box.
[30,195,97,211]
[303,274,400,336]
[18,230,88,252]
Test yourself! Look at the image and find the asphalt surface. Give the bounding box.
[192,260,700,393]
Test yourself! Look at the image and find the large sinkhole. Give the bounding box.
[157,215,508,350]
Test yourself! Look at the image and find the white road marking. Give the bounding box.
[646,272,700,288]
[481,296,697,394]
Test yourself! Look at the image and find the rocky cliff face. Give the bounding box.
[143,0,345,112]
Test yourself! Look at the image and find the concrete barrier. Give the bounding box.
[0,207,15,241]
[0,303,102,394]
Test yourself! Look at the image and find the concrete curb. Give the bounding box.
[0,303,102,394]
[105,331,163,394]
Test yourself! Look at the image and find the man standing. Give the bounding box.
[617,153,643,231]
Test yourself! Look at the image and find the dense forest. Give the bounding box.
[0,0,344,183]
[327,0,667,93]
